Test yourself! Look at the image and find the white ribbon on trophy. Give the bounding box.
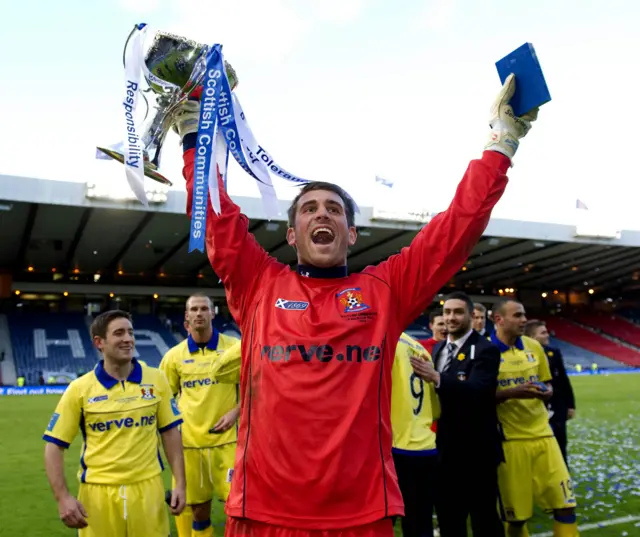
[121,23,149,207]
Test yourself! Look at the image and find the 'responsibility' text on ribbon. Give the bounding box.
[122,23,149,207]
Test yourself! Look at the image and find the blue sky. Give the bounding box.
[1,0,639,230]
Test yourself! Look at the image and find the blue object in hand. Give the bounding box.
[496,43,551,117]
[532,381,548,393]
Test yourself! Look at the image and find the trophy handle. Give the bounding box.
[96,146,172,186]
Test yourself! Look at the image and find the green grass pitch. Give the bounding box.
[1,374,638,536]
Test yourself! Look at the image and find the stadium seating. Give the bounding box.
[7,313,185,381]
[574,312,640,347]
[5,309,636,385]
[549,338,626,369]
[544,317,640,367]
[8,313,99,384]
[127,315,180,367]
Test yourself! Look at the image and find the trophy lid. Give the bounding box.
[143,31,238,93]
[144,31,206,91]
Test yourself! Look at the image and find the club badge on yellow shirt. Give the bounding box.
[141,386,156,400]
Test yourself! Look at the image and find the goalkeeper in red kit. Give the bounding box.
[173,74,538,537]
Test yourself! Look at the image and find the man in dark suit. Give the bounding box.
[524,319,576,465]
[410,291,504,537]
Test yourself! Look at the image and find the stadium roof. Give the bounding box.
[1,175,639,299]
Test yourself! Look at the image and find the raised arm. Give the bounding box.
[370,75,538,328]
[373,151,509,328]
[176,95,281,323]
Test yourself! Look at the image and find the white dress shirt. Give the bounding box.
[437,329,474,373]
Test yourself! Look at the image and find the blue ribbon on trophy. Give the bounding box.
[190,45,222,253]
[96,24,359,255]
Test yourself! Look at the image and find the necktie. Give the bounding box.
[442,342,457,374]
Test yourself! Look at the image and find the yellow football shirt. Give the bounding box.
[42,359,182,485]
[159,331,241,449]
[492,333,553,440]
[390,333,440,453]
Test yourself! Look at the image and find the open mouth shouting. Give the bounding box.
[311,226,335,245]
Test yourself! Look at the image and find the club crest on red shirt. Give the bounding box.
[336,288,370,314]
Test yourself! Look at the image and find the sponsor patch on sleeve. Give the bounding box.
[170,398,180,416]
[47,412,60,432]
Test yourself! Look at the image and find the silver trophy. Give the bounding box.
[97,28,238,185]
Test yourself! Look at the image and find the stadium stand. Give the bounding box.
[6,312,185,380]
[544,316,640,367]
[127,314,180,367]
[2,308,635,386]
[549,338,626,369]
[573,312,640,347]
[8,313,98,384]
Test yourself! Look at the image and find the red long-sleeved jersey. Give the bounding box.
[182,148,510,529]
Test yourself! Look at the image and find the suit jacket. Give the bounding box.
[433,330,503,464]
[544,345,576,423]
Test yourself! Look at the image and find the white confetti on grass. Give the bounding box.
[566,416,640,523]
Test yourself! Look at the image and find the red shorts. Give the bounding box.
[225,518,394,537]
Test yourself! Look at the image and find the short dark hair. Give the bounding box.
[91,310,132,339]
[287,182,356,228]
[443,291,474,314]
[429,310,443,324]
[493,298,520,318]
[524,319,546,338]
[473,303,487,314]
